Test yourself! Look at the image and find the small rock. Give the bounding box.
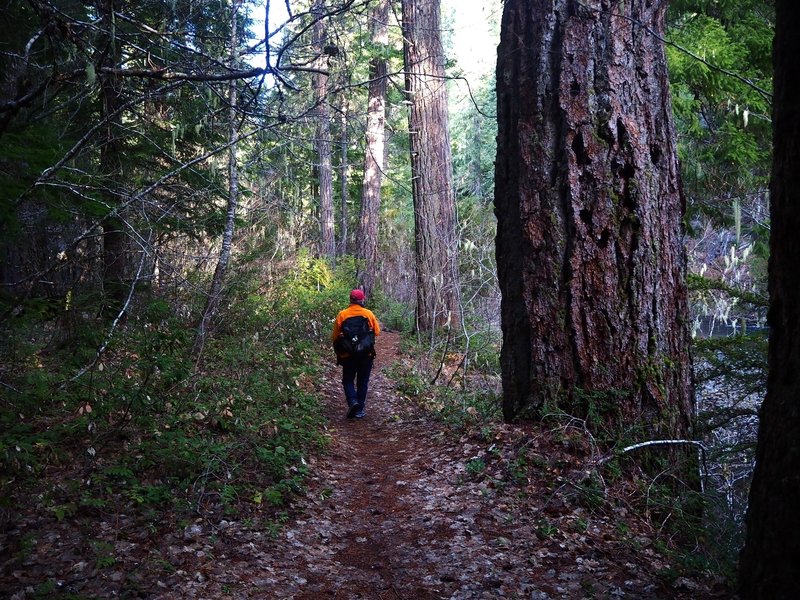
[673,577,701,591]
[183,523,203,539]
[72,561,88,572]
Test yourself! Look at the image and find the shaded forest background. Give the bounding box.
[0,0,774,593]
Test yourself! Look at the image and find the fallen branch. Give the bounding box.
[64,232,153,386]
[1,380,22,394]
[598,438,708,465]
[599,439,709,493]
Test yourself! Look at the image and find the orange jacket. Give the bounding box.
[332,303,381,351]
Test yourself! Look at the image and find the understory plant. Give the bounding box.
[0,253,363,527]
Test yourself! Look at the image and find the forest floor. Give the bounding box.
[1,332,734,599]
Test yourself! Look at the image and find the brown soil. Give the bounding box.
[0,332,733,599]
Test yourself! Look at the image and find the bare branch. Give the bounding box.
[65,231,154,386]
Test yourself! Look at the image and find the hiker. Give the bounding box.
[332,289,381,419]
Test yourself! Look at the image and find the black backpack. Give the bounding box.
[334,315,375,356]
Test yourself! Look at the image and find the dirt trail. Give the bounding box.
[174,331,535,599]
[163,332,728,600]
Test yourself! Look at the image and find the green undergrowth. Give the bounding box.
[0,254,361,527]
[387,324,736,590]
[388,326,503,431]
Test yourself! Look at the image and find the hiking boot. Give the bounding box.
[355,410,366,419]
[346,403,359,419]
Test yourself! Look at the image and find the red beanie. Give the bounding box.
[350,289,365,304]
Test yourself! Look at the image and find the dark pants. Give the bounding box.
[341,354,374,409]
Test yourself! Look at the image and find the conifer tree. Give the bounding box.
[494,0,693,438]
[402,0,460,331]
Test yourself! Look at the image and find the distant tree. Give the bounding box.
[0,0,239,306]
[312,1,336,260]
[666,0,773,330]
[494,0,692,438]
[356,0,389,299]
[739,1,800,596]
[96,0,129,312]
[667,0,773,227]
[338,97,350,256]
[194,0,244,355]
[402,0,460,331]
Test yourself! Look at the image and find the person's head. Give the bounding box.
[349,289,365,306]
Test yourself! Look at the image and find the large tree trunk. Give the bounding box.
[357,0,389,299]
[739,1,800,595]
[313,2,336,260]
[402,0,460,331]
[494,0,692,437]
[193,0,241,355]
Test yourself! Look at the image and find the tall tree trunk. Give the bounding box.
[402,0,460,331]
[739,1,800,595]
[97,0,127,313]
[494,0,692,437]
[339,101,349,256]
[313,2,336,260]
[357,0,389,299]
[193,0,241,355]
